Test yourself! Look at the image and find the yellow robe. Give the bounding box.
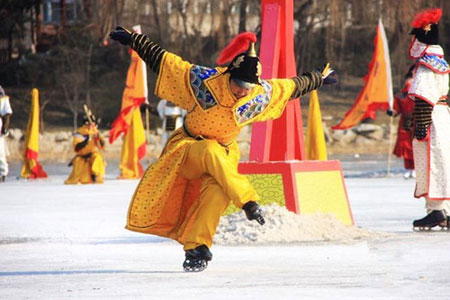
[126,52,296,246]
[65,124,106,184]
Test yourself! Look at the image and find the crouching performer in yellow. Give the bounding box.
[110,28,337,272]
[65,115,106,184]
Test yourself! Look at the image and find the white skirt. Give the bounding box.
[413,104,450,200]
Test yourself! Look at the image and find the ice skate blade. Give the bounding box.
[183,260,207,272]
[413,226,450,232]
[413,226,433,232]
[183,266,207,272]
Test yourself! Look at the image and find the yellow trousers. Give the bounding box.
[179,139,258,250]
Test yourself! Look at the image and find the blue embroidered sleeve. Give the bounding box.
[189,65,218,110]
[235,80,273,124]
[419,55,450,73]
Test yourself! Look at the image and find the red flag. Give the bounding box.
[332,19,393,130]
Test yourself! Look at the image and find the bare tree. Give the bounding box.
[238,0,249,32]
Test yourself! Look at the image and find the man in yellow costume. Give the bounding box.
[65,114,106,184]
[110,28,336,272]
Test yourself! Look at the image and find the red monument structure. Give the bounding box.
[237,0,354,225]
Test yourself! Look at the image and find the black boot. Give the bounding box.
[91,174,97,183]
[441,216,450,231]
[183,245,212,272]
[0,175,5,182]
[413,210,446,230]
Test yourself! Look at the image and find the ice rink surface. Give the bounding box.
[1,159,449,299]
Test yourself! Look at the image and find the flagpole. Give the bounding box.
[386,114,395,177]
[379,18,395,178]
[145,106,150,143]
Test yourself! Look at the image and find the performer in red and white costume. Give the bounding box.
[407,8,450,229]
[388,67,415,179]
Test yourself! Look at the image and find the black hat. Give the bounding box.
[410,8,442,45]
[227,46,261,85]
[410,24,439,45]
[217,32,261,86]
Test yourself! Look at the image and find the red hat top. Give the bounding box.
[216,32,257,65]
[411,8,442,29]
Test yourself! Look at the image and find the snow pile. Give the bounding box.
[214,204,391,245]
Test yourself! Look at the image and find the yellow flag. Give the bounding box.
[20,88,47,178]
[119,108,146,179]
[305,90,327,160]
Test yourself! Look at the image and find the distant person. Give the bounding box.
[156,99,186,146]
[387,66,415,179]
[407,8,450,230]
[65,113,106,184]
[0,85,12,182]
[110,27,336,271]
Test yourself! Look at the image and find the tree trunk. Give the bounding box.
[150,0,162,41]
[238,0,248,33]
[39,99,50,133]
[85,44,93,108]
[60,0,66,34]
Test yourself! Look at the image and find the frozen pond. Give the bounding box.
[1,157,448,299]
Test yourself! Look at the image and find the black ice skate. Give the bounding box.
[413,210,447,231]
[183,245,213,272]
[439,216,450,231]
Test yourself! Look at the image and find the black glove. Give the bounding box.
[317,64,337,85]
[386,109,395,117]
[415,123,429,140]
[413,99,432,141]
[141,102,158,116]
[243,201,265,225]
[109,26,132,46]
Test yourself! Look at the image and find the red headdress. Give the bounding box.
[216,32,257,65]
[411,8,442,29]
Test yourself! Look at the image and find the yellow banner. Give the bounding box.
[305,90,327,160]
[20,88,47,178]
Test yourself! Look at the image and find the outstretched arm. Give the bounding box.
[130,32,166,74]
[289,64,337,99]
[74,136,89,152]
[290,72,323,99]
[109,27,166,74]
[110,27,195,110]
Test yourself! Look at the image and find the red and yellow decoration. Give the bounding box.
[238,161,353,225]
[239,0,352,225]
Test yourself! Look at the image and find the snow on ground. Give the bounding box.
[215,204,390,245]
[1,160,450,299]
